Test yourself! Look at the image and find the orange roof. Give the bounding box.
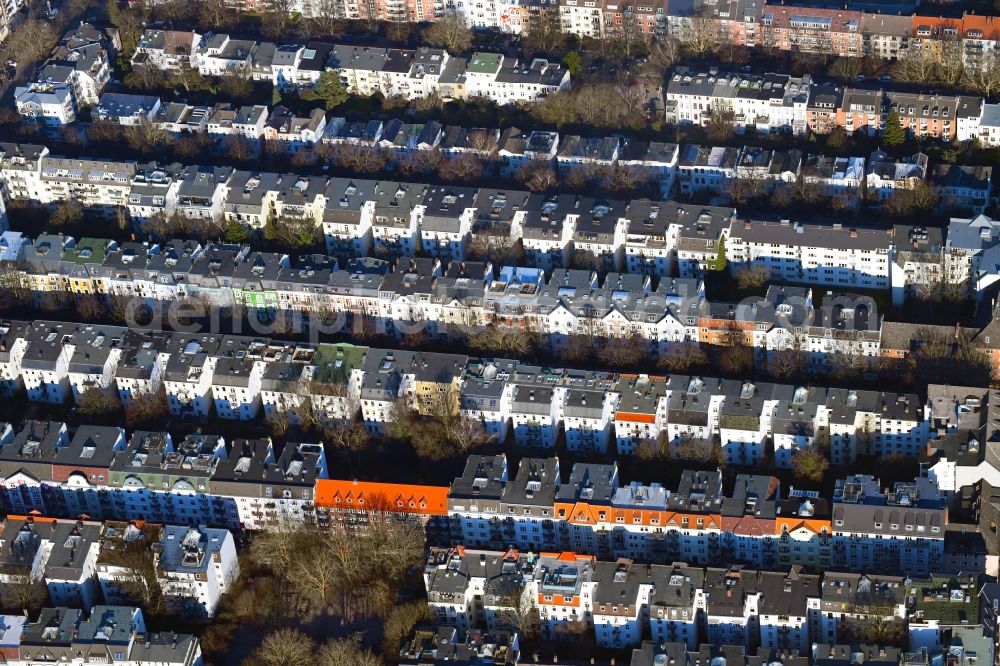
[539,551,595,562]
[8,514,57,523]
[615,412,656,424]
[537,592,580,606]
[775,516,832,535]
[315,479,449,516]
[668,511,721,530]
[911,15,962,35]
[961,15,1000,39]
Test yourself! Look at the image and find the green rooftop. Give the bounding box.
[907,577,979,625]
[313,343,368,385]
[467,52,502,74]
[64,237,109,265]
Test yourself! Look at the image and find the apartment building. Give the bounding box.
[12,606,201,666]
[0,516,101,609]
[665,69,812,135]
[132,30,200,71]
[130,32,569,105]
[839,88,883,136]
[887,92,961,141]
[92,93,161,126]
[212,438,327,529]
[0,411,974,577]
[865,150,928,203]
[0,214,964,348]
[727,219,892,290]
[14,84,76,126]
[677,145,740,196]
[801,154,865,208]
[398,627,520,665]
[422,545,975,654]
[150,524,239,618]
[930,165,992,215]
[945,214,1000,298]
[759,5,863,57]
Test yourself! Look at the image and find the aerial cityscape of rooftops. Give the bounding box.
[3,0,1000,664]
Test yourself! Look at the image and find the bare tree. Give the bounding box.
[98,528,165,616]
[423,15,473,53]
[51,200,84,227]
[608,9,646,59]
[308,0,346,38]
[437,154,484,183]
[735,265,770,291]
[0,265,31,309]
[827,57,864,81]
[963,51,1000,96]
[316,638,381,666]
[521,7,567,57]
[467,324,538,357]
[489,575,539,641]
[641,37,680,81]
[466,130,499,158]
[678,8,726,57]
[791,445,829,483]
[219,71,255,101]
[727,170,768,205]
[332,144,390,174]
[250,519,307,574]
[390,385,491,460]
[123,387,169,428]
[221,136,255,162]
[261,0,297,39]
[197,0,239,29]
[324,419,370,461]
[396,150,442,177]
[842,583,905,646]
[2,565,43,613]
[76,387,122,416]
[516,161,558,192]
[597,333,648,367]
[2,19,57,64]
[657,342,709,372]
[467,232,523,266]
[255,628,317,666]
[383,601,435,656]
[768,343,805,380]
[290,532,349,611]
[718,323,754,375]
[706,109,736,141]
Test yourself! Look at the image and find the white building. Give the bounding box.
[727,219,892,291]
[92,93,162,126]
[14,84,76,126]
[132,30,201,72]
[154,524,239,618]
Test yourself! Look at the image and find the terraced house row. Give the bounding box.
[0,606,201,666]
[2,229,1000,373]
[1,143,998,300]
[0,314,941,461]
[0,515,239,618]
[0,420,329,531]
[0,409,977,576]
[0,224,986,353]
[440,460,972,575]
[17,28,571,127]
[148,0,1000,78]
[666,68,1000,146]
[423,544,987,654]
[134,32,570,100]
